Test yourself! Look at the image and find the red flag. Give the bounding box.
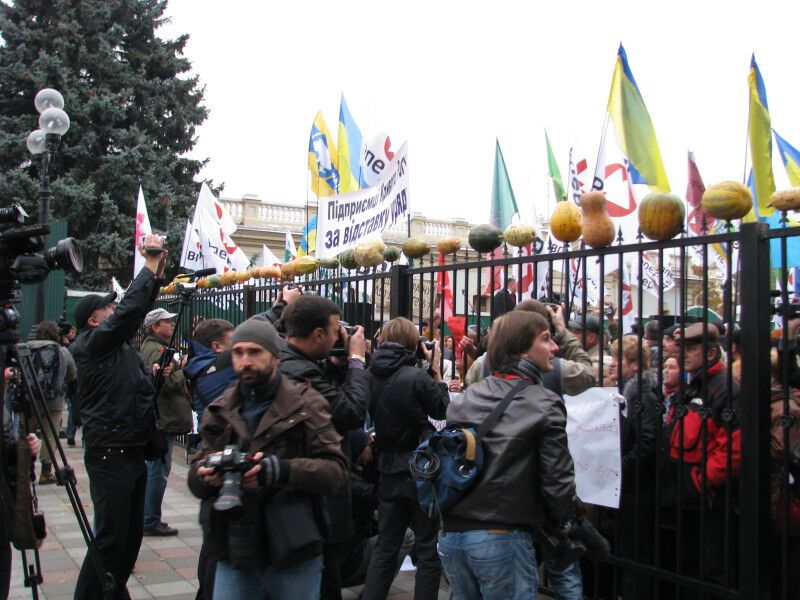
[436,253,455,320]
[686,151,715,235]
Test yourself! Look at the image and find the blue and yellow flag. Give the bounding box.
[747,55,776,219]
[774,129,800,188]
[308,111,340,196]
[606,45,670,192]
[298,215,318,256]
[337,95,364,194]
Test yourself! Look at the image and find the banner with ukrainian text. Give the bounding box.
[316,141,409,259]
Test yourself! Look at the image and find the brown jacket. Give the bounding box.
[188,375,347,501]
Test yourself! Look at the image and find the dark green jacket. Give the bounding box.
[140,335,192,434]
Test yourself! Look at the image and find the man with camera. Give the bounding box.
[278,295,371,599]
[188,317,346,599]
[140,308,193,537]
[70,234,167,599]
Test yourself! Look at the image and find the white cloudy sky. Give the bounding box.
[161,0,799,226]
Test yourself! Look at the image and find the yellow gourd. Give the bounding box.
[701,181,752,220]
[580,192,616,248]
[549,201,582,243]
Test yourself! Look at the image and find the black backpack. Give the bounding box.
[31,344,64,406]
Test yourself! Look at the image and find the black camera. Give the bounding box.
[539,516,611,570]
[200,445,258,512]
[330,321,357,357]
[770,289,800,321]
[418,336,434,351]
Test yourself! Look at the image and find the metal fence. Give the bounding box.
[156,221,799,599]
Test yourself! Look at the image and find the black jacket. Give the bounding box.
[620,369,660,482]
[368,343,449,474]
[491,288,516,321]
[71,268,160,449]
[444,374,577,533]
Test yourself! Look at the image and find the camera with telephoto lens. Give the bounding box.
[330,321,357,357]
[538,516,611,570]
[200,445,258,512]
[0,203,82,336]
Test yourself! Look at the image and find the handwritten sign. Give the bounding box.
[564,387,622,508]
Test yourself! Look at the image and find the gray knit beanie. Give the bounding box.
[231,317,281,356]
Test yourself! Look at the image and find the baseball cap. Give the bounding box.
[74,292,117,329]
[144,308,178,329]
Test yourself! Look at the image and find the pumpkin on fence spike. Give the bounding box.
[339,249,358,270]
[468,224,504,253]
[383,246,401,263]
[354,239,386,267]
[319,257,340,270]
[638,192,685,241]
[279,262,296,280]
[701,181,753,220]
[436,238,461,255]
[262,266,281,279]
[580,191,616,248]
[503,224,536,248]
[402,237,430,259]
[294,256,320,274]
[767,187,800,212]
[549,201,582,243]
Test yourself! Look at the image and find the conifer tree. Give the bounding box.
[0,0,211,288]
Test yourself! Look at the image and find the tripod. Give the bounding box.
[2,336,116,600]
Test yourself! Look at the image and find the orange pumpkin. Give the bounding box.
[580,192,616,248]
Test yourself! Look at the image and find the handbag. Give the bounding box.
[410,379,528,519]
[263,493,324,568]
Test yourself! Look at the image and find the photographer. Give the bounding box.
[279,295,371,599]
[70,234,167,600]
[361,317,449,600]
[188,318,346,599]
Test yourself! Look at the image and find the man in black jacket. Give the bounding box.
[278,295,371,600]
[70,234,166,600]
[491,277,517,321]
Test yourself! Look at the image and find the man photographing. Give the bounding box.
[70,233,167,599]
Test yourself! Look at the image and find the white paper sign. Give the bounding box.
[564,387,622,508]
[316,142,409,259]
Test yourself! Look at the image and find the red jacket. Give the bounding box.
[666,361,741,493]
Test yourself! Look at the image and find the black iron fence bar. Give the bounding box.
[606,556,739,600]
[760,223,800,239]
[737,221,773,600]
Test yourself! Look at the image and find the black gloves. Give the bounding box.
[258,454,290,488]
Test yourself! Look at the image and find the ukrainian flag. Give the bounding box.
[774,129,800,188]
[606,45,670,192]
[298,215,317,256]
[338,94,364,193]
[308,111,340,196]
[747,55,776,218]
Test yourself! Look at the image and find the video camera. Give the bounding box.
[199,445,259,513]
[330,321,357,358]
[0,203,82,335]
[771,291,800,321]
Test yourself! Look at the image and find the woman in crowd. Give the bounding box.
[438,311,583,599]
[361,317,450,600]
[609,334,660,600]
[662,356,681,422]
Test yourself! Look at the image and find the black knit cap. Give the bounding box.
[231,317,281,356]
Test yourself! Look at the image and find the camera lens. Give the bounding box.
[43,237,83,273]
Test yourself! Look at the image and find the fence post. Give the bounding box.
[244,287,257,320]
[737,221,771,599]
[389,264,410,319]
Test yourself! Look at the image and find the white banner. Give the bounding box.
[640,254,675,297]
[317,141,409,260]
[564,387,622,508]
[133,186,152,278]
[361,132,395,188]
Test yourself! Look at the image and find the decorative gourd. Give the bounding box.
[207,275,222,288]
[701,181,753,220]
[339,250,358,270]
[638,192,685,241]
[319,257,340,270]
[354,239,386,267]
[234,271,251,283]
[219,271,238,286]
[291,256,318,274]
[383,246,401,262]
[248,267,263,279]
[402,237,431,259]
[768,187,800,212]
[503,224,536,248]
[549,201,583,243]
[437,238,462,255]
[262,266,281,279]
[279,262,296,280]
[468,224,504,253]
[580,192,616,248]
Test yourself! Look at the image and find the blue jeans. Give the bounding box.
[66,397,77,439]
[438,530,540,600]
[143,434,175,529]
[213,554,323,599]
[541,544,583,600]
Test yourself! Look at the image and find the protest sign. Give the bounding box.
[317,142,409,259]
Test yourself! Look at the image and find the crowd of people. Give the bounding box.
[0,234,797,600]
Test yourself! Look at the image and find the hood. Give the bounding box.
[369,342,416,377]
[185,340,217,378]
[26,339,59,350]
[622,367,658,400]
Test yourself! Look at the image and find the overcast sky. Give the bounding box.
[160,0,799,226]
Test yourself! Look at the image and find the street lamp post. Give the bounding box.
[27,88,70,325]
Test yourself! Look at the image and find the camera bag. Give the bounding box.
[12,436,46,550]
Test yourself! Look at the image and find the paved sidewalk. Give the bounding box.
[8,438,449,599]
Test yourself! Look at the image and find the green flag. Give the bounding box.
[491,139,519,229]
[545,131,566,201]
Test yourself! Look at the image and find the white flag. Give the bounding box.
[133,186,152,278]
[620,261,635,335]
[284,232,297,263]
[196,182,237,235]
[262,244,281,267]
[111,276,125,301]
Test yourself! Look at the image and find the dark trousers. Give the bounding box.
[74,446,147,600]
[0,542,10,600]
[196,540,218,600]
[361,473,441,600]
